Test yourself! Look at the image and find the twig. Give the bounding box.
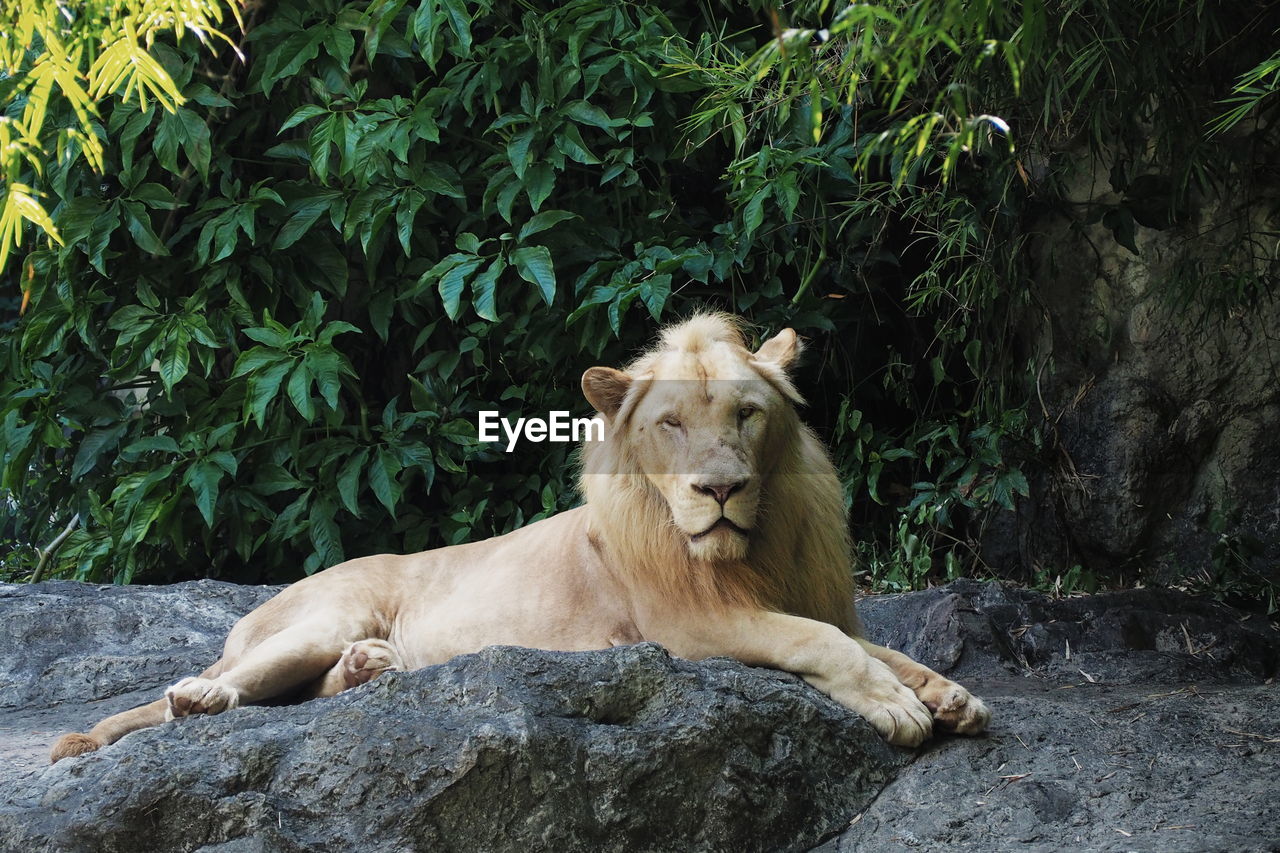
[1222,727,1280,744]
[31,513,81,583]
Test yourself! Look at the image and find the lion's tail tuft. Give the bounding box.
[48,695,171,764]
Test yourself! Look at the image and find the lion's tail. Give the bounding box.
[49,659,223,764]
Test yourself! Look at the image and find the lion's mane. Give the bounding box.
[580,313,861,634]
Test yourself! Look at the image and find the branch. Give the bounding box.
[30,513,81,584]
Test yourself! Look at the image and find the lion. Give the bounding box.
[50,313,988,764]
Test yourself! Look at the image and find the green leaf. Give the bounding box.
[119,107,153,167]
[254,464,302,495]
[272,489,313,541]
[242,323,292,347]
[438,256,484,320]
[187,460,225,528]
[131,183,181,210]
[309,496,344,568]
[639,274,671,320]
[518,210,578,241]
[337,449,369,516]
[867,461,885,504]
[507,126,536,180]
[555,124,600,165]
[262,27,326,96]
[309,114,337,184]
[280,104,328,132]
[287,361,315,421]
[323,26,356,71]
[496,177,522,223]
[159,326,191,393]
[246,359,293,428]
[440,0,473,55]
[231,346,285,379]
[121,200,168,255]
[57,196,109,245]
[176,109,212,178]
[419,163,465,198]
[308,348,348,409]
[438,418,476,444]
[317,320,362,346]
[122,435,180,459]
[152,110,182,174]
[472,256,505,321]
[122,493,169,549]
[1005,468,1030,497]
[209,451,239,477]
[396,188,426,255]
[368,448,404,516]
[1102,207,1139,256]
[524,164,555,213]
[274,196,333,250]
[963,339,984,376]
[741,186,770,240]
[511,245,556,305]
[564,100,622,134]
[72,426,125,481]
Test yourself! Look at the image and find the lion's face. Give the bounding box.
[582,324,802,563]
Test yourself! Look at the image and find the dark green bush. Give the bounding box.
[2,0,1277,586]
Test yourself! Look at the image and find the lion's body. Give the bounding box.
[228,508,639,675]
[50,314,988,764]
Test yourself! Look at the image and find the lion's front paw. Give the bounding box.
[164,677,240,721]
[340,639,402,689]
[842,660,934,748]
[917,678,991,735]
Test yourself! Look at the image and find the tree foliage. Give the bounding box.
[2,0,1278,587]
[0,0,241,272]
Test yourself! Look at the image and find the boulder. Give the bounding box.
[0,581,905,853]
[1,579,1277,852]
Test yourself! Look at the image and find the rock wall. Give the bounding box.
[984,150,1280,590]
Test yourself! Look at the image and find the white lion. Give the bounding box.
[51,313,988,763]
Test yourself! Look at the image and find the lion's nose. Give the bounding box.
[692,479,748,506]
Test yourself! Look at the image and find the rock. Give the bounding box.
[1,579,1277,852]
[814,677,1280,853]
[837,580,1280,852]
[856,578,1279,684]
[0,582,906,853]
[0,580,280,711]
[0,580,280,787]
[0,650,907,853]
[994,150,1280,588]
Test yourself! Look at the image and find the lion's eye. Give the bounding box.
[661,415,682,429]
[738,405,758,421]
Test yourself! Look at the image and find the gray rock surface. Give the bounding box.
[846,581,1280,852]
[991,150,1280,587]
[0,580,280,783]
[0,578,1277,852]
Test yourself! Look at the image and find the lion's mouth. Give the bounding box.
[690,518,750,541]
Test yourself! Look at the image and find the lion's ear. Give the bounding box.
[753,328,802,371]
[582,367,632,418]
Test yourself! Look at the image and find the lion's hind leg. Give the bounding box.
[856,639,991,735]
[308,638,403,698]
[165,620,356,719]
